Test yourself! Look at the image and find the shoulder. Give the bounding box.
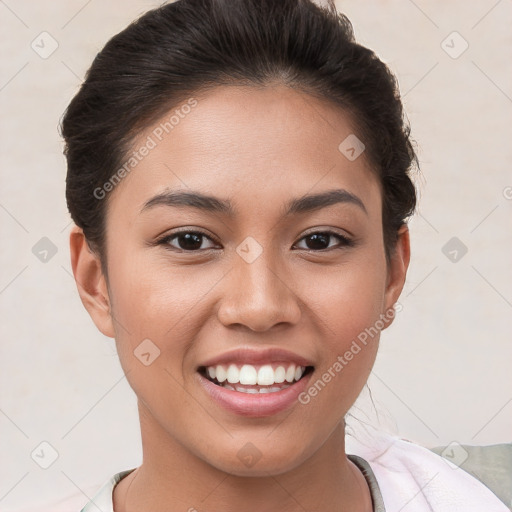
[353,432,511,511]
[14,470,135,512]
[429,441,512,509]
[79,469,136,512]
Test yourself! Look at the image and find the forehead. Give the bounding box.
[106,84,381,221]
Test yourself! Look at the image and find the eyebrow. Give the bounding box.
[140,188,367,217]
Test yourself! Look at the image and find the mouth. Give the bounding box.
[197,363,315,394]
[195,348,316,417]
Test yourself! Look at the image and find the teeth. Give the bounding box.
[235,385,258,393]
[226,364,239,384]
[228,383,292,393]
[257,365,274,385]
[239,364,258,385]
[285,365,296,383]
[204,363,307,386]
[274,366,286,383]
[216,365,227,383]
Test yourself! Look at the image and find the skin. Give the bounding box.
[70,84,410,512]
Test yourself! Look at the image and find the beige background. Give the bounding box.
[1,0,511,509]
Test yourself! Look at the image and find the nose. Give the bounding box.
[217,249,302,332]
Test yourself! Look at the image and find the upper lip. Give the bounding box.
[197,347,314,369]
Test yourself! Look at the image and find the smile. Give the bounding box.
[199,363,313,393]
[195,348,315,416]
[197,362,315,416]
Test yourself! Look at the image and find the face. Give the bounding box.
[71,84,409,476]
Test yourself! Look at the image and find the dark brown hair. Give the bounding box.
[60,0,418,277]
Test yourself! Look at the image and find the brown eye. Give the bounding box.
[158,231,217,251]
[295,231,354,251]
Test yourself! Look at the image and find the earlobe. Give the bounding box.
[382,224,411,329]
[69,225,115,338]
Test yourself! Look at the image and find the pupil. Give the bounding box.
[307,233,328,250]
[179,233,202,250]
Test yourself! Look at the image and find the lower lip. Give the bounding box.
[197,370,313,418]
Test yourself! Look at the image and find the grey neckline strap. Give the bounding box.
[348,454,386,512]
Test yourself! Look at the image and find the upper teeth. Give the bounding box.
[206,364,306,386]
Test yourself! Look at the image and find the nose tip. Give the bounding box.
[216,257,301,332]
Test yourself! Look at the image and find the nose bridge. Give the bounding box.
[217,242,301,331]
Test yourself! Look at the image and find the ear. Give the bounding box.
[382,224,410,329]
[69,225,115,338]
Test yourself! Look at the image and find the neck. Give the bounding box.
[114,401,373,512]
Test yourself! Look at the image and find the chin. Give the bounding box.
[201,441,311,477]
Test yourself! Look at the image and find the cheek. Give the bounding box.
[107,252,226,368]
[110,250,198,327]
[297,253,387,411]
[105,256,218,432]
[309,248,388,344]
[333,274,385,345]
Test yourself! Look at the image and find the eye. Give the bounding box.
[157,230,218,252]
[156,229,354,253]
[294,230,354,251]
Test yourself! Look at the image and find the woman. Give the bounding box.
[61,0,509,510]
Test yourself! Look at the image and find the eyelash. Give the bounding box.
[155,229,355,253]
